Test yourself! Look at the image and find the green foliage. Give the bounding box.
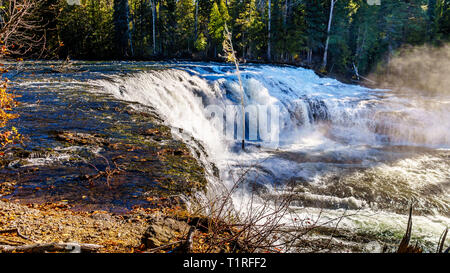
[176,0,195,53]
[208,0,230,56]
[129,0,154,57]
[34,0,448,76]
[58,0,114,59]
[113,0,133,57]
[305,0,327,52]
[232,0,264,59]
[438,1,450,39]
[208,2,223,44]
[195,32,208,51]
[159,0,178,56]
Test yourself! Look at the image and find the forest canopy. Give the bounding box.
[2,0,450,76]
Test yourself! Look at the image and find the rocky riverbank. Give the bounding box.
[0,90,208,212]
[0,196,407,253]
[0,104,212,252]
[0,63,214,252]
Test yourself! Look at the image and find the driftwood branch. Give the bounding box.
[144,240,184,253]
[0,0,52,58]
[223,23,245,151]
[0,242,103,253]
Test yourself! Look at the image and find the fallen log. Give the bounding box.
[0,242,103,253]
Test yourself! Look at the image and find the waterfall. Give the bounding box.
[94,64,450,150]
[92,63,450,246]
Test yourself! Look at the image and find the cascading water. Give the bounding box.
[93,62,450,249]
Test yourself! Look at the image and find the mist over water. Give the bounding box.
[94,62,449,247]
[370,44,450,96]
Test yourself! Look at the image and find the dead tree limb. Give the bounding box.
[144,240,184,253]
[0,242,103,253]
[437,227,448,253]
[397,204,422,253]
[0,0,50,58]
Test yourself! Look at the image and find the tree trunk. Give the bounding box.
[194,0,199,41]
[151,0,156,55]
[322,0,336,70]
[267,0,271,61]
[307,48,312,65]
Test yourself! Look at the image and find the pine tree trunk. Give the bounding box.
[195,0,199,41]
[307,48,312,65]
[267,0,271,61]
[283,0,288,60]
[322,0,336,70]
[151,0,156,55]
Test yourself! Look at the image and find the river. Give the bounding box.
[6,60,450,251]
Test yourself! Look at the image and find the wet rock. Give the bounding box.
[141,216,190,248]
[140,128,161,136]
[125,109,154,118]
[91,211,113,221]
[4,92,207,213]
[157,148,188,157]
[54,131,109,146]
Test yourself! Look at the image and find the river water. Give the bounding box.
[7,61,450,250]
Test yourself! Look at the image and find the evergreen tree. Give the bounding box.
[24,0,448,77]
[428,0,438,40]
[58,0,114,59]
[233,0,264,59]
[113,0,133,57]
[438,0,450,39]
[304,0,327,65]
[159,0,177,56]
[208,0,230,57]
[176,0,195,54]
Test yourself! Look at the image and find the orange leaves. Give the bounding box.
[0,65,21,149]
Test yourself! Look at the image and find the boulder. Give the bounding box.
[141,216,190,248]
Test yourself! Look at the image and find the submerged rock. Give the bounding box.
[54,131,109,146]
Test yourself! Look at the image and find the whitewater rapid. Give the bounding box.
[92,62,449,250]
